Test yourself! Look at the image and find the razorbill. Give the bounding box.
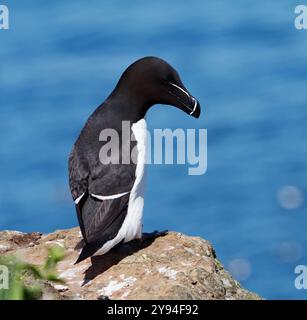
[69,56,201,263]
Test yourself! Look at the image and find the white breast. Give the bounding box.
[94,118,147,255]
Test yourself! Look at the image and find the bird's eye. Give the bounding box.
[163,77,173,85]
[162,79,170,86]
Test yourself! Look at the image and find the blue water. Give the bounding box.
[1,0,307,299]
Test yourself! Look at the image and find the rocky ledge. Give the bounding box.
[0,228,261,300]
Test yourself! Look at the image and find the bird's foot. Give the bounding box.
[141,230,168,242]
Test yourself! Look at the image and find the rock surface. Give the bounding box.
[0,228,261,300]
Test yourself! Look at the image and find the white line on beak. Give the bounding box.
[168,81,190,98]
[190,97,198,115]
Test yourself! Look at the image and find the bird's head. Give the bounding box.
[114,56,201,119]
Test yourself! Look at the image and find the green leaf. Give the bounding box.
[0,245,66,300]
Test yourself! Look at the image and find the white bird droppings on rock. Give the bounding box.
[157,266,178,280]
[0,244,10,252]
[99,277,137,297]
[45,240,65,247]
[166,246,175,250]
[222,278,232,288]
[54,284,69,292]
[60,265,87,280]
[185,247,194,254]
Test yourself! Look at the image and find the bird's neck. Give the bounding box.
[107,87,153,123]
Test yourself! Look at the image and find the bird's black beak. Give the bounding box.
[167,81,201,119]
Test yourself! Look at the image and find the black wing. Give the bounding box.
[68,115,137,261]
[69,146,89,241]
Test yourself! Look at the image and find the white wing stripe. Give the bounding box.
[75,193,85,204]
[90,191,130,201]
[75,191,131,204]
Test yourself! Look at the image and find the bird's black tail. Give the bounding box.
[75,242,101,264]
[74,193,130,264]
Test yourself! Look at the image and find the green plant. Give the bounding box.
[0,245,65,300]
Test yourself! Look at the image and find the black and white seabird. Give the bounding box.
[69,56,201,263]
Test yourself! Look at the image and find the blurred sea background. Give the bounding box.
[1,0,307,299]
